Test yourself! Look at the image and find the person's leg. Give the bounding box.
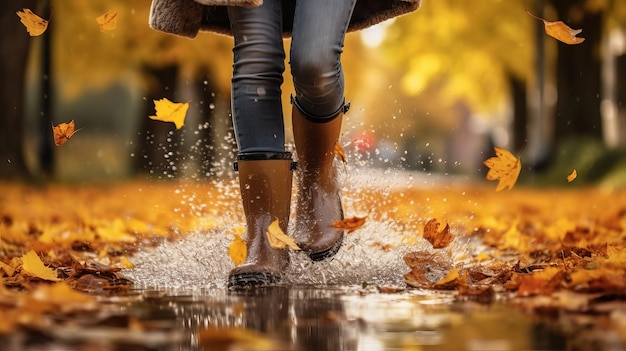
[227,2,294,288]
[229,0,285,154]
[290,0,356,261]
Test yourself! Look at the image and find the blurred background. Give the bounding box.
[2,0,626,187]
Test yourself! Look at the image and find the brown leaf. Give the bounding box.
[332,216,366,233]
[16,8,49,36]
[423,218,454,249]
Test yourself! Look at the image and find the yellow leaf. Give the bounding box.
[16,9,49,37]
[433,267,459,288]
[567,169,577,182]
[483,147,521,191]
[149,98,190,130]
[96,10,117,33]
[228,234,247,266]
[52,120,80,146]
[266,220,300,250]
[20,250,60,281]
[119,256,134,269]
[527,11,585,45]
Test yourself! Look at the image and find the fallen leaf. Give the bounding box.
[20,250,60,281]
[433,267,459,289]
[332,216,367,233]
[334,142,347,163]
[423,218,454,249]
[266,220,300,250]
[198,327,288,351]
[16,8,49,36]
[30,282,97,312]
[483,146,522,191]
[52,120,80,146]
[149,98,190,130]
[96,10,117,33]
[228,233,247,266]
[567,169,577,182]
[526,10,585,45]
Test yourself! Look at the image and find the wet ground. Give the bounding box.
[7,284,624,350]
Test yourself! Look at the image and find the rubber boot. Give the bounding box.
[292,103,347,261]
[228,152,294,289]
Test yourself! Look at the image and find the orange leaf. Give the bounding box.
[483,146,522,191]
[20,250,60,281]
[16,9,49,37]
[96,10,117,33]
[334,142,347,163]
[228,233,247,265]
[266,220,300,250]
[52,120,80,146]
[149,98,191,130]
[332,216,366,233]
[567,169,577,182]
[527,11,585,45]
[423,218,454,249]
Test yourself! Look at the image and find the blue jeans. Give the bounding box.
[228,0,357,154]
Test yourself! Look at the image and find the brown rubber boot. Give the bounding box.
[228,152,294,289]
[292,103,346,261]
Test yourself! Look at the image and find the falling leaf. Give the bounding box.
[228,233,247,266]
[52,120,80,146]
[567,169,577,182]
[149,98,190,130]
[332,216,367,233]
[20,250,60,281]
[423,218,454,249]
[483,146,522,191]
[334,142,347,163]
[16,9,49,36]
[526,10,585,45]
[96,10,117,33]
[266,220,300,250]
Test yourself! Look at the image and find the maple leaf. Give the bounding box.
[20,250,60,282]
[423,218,454,249]
[96,10,118,33]
[52,120,80,146]
[526,10,585,45]
[567,169,577,182]
[332,216,367,233]
[228,233,247,266]
[149,98,191,130]
[266,220,300,250]
[16,9,49,37]
[483,146,522,191]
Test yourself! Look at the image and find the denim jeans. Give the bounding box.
[228,0,357,153]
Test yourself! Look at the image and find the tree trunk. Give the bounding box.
[134,65,182,178]
[0,0,38,179]
[510,74,528,152]
[552,0,603,143]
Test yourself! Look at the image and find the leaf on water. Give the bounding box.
[20,250,60,281]
[52,120,80,146]
[30,282,97,312]
[483,146,522,191]
[433,267,459,289]
[149,98,191,130]
[526,10,585,45]
[334,142,347,163]
[228,233,247,266]
[198,327,288,350]
[332,216,367,233]
[423,218,454,249]
[266,220,300,250]
[567,169,577,182]
[16,9,49,36]
[96,10,117,33]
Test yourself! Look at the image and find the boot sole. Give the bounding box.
[228,271,279,290]
[308,232,344,262]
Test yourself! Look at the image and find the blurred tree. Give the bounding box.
[0,0,39,179]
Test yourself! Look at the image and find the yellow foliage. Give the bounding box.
[266,220,300,250]
[483,147,522,191]
[20,250,60,282]
[16,9,49,36]
[149,98,190,130]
